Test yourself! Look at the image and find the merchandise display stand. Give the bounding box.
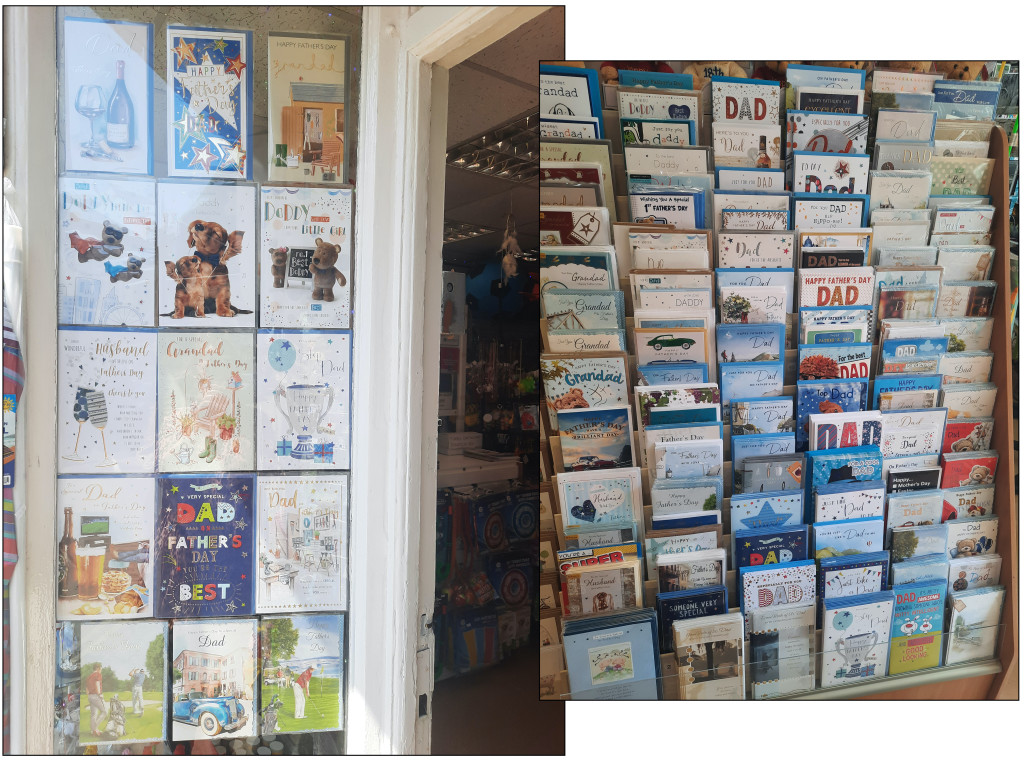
[539,63,1018,699]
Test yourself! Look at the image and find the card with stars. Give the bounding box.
[57,327,157,475]
[267,32,349,184]
[61,17,153,175]
[256,330,351,470]
[256,475,348,613]
[171,618,257,741]
[155,474,255,619]
[157,331,255,472]
[260,186,353,329]
[55,475,156,621]
[791,151,870,195]
[58,176,156,326]
[733,525,809,569]
[157,181,257,327]
[166,26,252,179]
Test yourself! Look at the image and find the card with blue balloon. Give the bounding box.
[166,26,253,179]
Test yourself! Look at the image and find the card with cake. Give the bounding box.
[942,484,995,521]
[157,181,257,327]
[554,467,643,530]
[716,231,795,269]
[946,586,1005,665]
[711,124,782,168]
[564,557,642,616]
[814,480,885,523]
[656,586,729,653]
[171,618,257,740]
[792,152,870,195]
[154,474,255,618]
[821,591,894,687]
[259,186,353,328]
[541,353,629,431]
[258,613,345,733]
[795,87,864,114]
[748,604,816,699]
[798,343,872,381]
[940,383,997,419]
[55,476,155,620]
[673,612,746,700]
[738,560,816,627]
[656,549,726,593]
[58,177,157,327]
[946,516,998,559]
[542,290,624,332]
[731,397,795,436]
[733,525,809,568]
[255,475,347,613]
[539,247,617,293]
[58,328,158,475]
[947,555,1002,596]
[76,620,168,746]
[255,330,351,470]
[888,580,946,674]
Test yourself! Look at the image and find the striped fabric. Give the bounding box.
[3,297,24,753]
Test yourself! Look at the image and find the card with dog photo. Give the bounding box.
[57,327,157,475]
[157,181,257,327]
[157,331,255,472]
[260,186,352,328]
[59,176,156,326]
[256,330,351,471]
[166,26,253,179]
[256,475,348,613]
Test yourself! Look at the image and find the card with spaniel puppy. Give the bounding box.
[157,181,256,327]
[259,185,353,328]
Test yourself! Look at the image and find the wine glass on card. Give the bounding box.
[74,84,106,154]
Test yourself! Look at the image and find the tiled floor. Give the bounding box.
[431,645,565,755]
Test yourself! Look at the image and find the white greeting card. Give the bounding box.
[58,328,157,474]
[259,186,352,328]
[792,197,865,228]
[821,596,894,687]
[711,78,781,123]
[256,330,351,470]
[157,331,255,471]
[792,152,870,195]
[875,109,937,142]
[58,176,156,327]
[868,171,932,210]
[56,476,155,620]
[157,181,257,327]
[623,145,710,176]
[256,474,348,612]
[711,123,782,168]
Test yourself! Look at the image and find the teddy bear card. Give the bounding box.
[945,515,998,560]
[821,591,894,687]
[57,327,157,474]
[256,475,348,613]
[58,176,156,327]
[157,331,254,472]
[256,330,351,470]
[157,181,257,327]
[55,476,155,620]
[260,186,353,328]
[540,352,629,432]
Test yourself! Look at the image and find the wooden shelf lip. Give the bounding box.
[782,660,1003,701]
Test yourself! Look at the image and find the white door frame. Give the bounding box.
[3,4,548,754]
[348,6,547,754]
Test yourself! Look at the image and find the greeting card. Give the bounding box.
[890,524,948,562]
[947,556,1002,596]
[634,327,707,366]
[714,168,785,193]
[809,410,882,451]
[748,604,816,698]
[157,331,254,472]
[56,476,155,620]
[256,330,351,470]
[259,613,345,733]
[617,86,700,121]
[930,157,995,197]
[539,248,616,292]
[796,87,863,114]
[819,552,888,605]
[942,484,995,521]
[792,152,870,195]
[620,118,694,147]
[710,77,781,123]
[813,518,884,559]
[716,231,795,269]
[874,109,937,142]
[719,287,786,325]
[77,620,167,745]
[945,516,998,560]
[623,145,710,176]
[541,141,616,222]
[155,474,255,618]
[734,525,808,568]
[932,81,1000,121]
[738,560,816,626]
[784,111,869,164]
[711,124,781,168]
[157,181,256,327]
[58,177,156,326]
[557,406,634,471]
[674,613,746,700]
[792,195,867,228]
[937,281,998,318]
[171,618,257,740]
[540,354,628,431]
[545,329,626,353]
[167,26,253,179]
[868,170,932,210]
[259,186,352,328]
[719,209,789,231]
[941,383,997,419]
[798,343,872,380]
[797,267,874,308]
[731,398,794,436]
[255,475,347,613]
[795,380,868,450]
[58,328,157,474]
[62,17,153,175]
[874,140,934,171]
[946,587,1005,665]
[814,481,885,522]
[821,592,894,686]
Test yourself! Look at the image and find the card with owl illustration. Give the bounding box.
[157,331,254,472]
[58,327,157,475]
[256,330,351,470]
[821,591,894,687]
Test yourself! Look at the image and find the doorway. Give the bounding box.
[428,8,565,755]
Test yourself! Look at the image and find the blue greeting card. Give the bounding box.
[889,580,947,673]
[167,26,253,179]
[155,474,255,618]
[619,69,693,90]
[807,446,884,497]
[891,524,949,562]
[799,305,872,344]
[731,397,795,436]
[813,517,884,559]
[558,471,642,529]
[891,554,948,587]
[871,373,943,410]
[731,433,796,490]
[730,491,803,532]
[719,361,784,422]
[558,406,634,471]
[655,586,728,652]
[819,551,889,608]
[563,614,660,699]
[715,323,784,363]
[881,336,950,374]
[796,379,868,450]
[637,363,708,385]
[651,477,723,517]
[715,268,795,314]
[734,525,809,568]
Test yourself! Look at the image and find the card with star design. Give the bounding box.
[61,17,154,175]
[58,176,157,327]
[154,474,255,618]
[157,180,257,327]
[734,525,809,568]
[256,475,348,613]
[157,331,255,472]
[167,26,252,179]
[791,151,870,195]
[55,475,156,620]
[58,327,159,475]
[256,330,351,471]
[171,618,257,741]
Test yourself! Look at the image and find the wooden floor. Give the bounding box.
[431,644,565,755]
